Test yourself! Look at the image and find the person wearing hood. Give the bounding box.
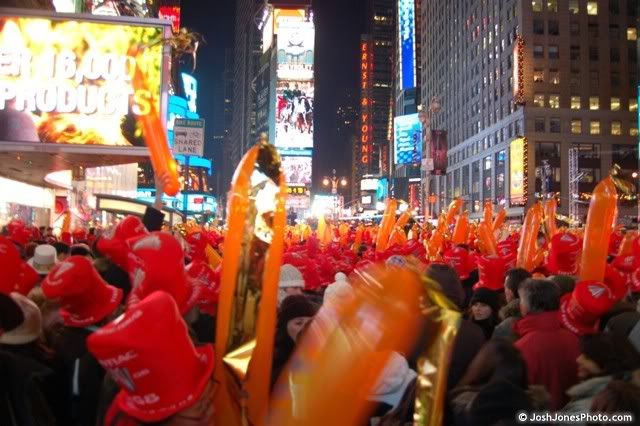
[493,268,532,341]
[468,288,501,339]
[561,333,640,422]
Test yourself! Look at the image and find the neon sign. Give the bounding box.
[360,39,373,165]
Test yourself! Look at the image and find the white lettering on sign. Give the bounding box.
[173,119,205,157]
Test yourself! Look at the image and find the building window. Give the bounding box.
[550,117,561,133]
[590,71,599,88]
[628,28,638,41]
[569,0,579,14]
[535,117,546,132]
[571,119,582,134]
[588,23,599,38]
[534,94,545,107]
[630,99,638,112]
[547,0,558,12]
[610,24,620,39]
[589,96,599,110]
[548,20,559,35]
[632,127,639,137]
[587,1,598,15]
[570,45,580,61]
[533,45,544,58]
[611,72,620,87]
[532,0,543,12]
[570,22,580,36]
[611,97,621,111]
[589,46,598,61]
[610,48,620,63]
[611,121,622,136]
[549,69,560,84]
[570,70,580,87]
[533,19,544,34]
[549,94,560,109]
[548,45,559,59]
[571,96,581,109]
[590,120,601,135]
[610,0,620,14]
[533,69,544,83]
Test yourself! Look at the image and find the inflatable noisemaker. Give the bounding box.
[395,209,411,230]
[492,207,506,232]
[427,215,446,259]
[352,225,364,253]
[544,198,558,238]
[130,46,180,196]
[389,226,408,247]
[580,177,618,282]
[338,223,350,247]
[474,255,509,291]
[517,202,543,271]
[496,240,517,269]
[546,232,581,276]
[617,232,637,256]
[445,197,463,226]
[375,198,397,252]
[482,201,493,227]
[214,140,287,425]
[443,246,473,280]
[476,221,497,255]
[451,211,469,245]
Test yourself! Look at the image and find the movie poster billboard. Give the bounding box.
[398,0,416,90]
[509,137,526,205]
[275,80,313,149]
[282,155,312,186]
[394,113,421,165]
[0,14,167,148]
[276,19,314,82]
[431,130,448,175]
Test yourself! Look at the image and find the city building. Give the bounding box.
[336,92,359,203]
[421,0,639,220]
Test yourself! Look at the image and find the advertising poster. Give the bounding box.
[0,15,165,148]
[394,113,422,165]
[431,130,448,175]
[275,80,313,149]
[398,0,416,90]
[286,194,310,210]
[276,20,314,82]
[509,137,526,205]
[282,155,312,186]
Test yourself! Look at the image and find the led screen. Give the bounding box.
[394,113,422,165]
[282,155,312,186]
[275,80,313,149]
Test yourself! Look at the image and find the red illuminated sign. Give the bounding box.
[193,197,204,204]
[159,6,181,33]
[360,39,373,166]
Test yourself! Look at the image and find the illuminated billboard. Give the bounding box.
[509,137,528,205]
[282,155,312,186]
[275,80,313,149]
[394,114,422,165]
[181,73,197,113]
[398,0,416,90]
[286,194,310,210]
[276,19,314,81]
[0,14,166,148]
[431,130,448,175]
[360,37,373,167]
[513,35,525,105]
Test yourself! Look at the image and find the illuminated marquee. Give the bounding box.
[513,35,525,105]
[360,38,373,166]
[509,137,528,206]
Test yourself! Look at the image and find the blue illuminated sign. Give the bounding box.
[399,0,416,90]
[181,73,198,114]
[394,113,422,165]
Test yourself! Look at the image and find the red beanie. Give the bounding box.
[97,216,149,269]
[546,233,581,275]
[443,246,473,280]
[184,261,220,316]
[87,291,215,423]
[474,255,508,291]
[560,281,616,336]
[72,228,88,243]
[42,256,123,327]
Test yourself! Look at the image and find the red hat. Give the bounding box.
[126,232,191,314]
[72,228,88,243]
[609,231,624,256]
[14,263,40,296]
[604,264,629,302]
[184,261,220,316]
[560,281,616,336]
[546,233,581,275]
[6,219,26,235]
[60,231,72,246]
[630,268,640,293]
[185,232,208,262]
[42,256,123,327]
[496,240,517,269]
[97,216,149,269]
[611,255,639,274]
[443,246,473,280]
[87,291,215,423]
[9,226,32,247]
[0,236,22,294]
[474,255,508,291]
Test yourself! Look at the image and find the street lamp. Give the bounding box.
[322,169,348,219]
[419,96,442,219]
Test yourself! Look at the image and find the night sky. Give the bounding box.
[181,0,365,191]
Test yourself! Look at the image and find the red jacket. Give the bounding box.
[514,311,580,410]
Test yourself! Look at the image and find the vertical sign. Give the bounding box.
[360,37,374,167]
[509,137,528,205]
[431,130,448,175]
[513,35,525,105]
[398,0,416,90]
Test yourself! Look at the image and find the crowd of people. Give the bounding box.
[2,197,640,425]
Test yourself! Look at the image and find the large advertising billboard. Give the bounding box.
[282,155,312,186]
[276,19,314,82]
[431,130,448,175]
[509,137,527,205]
[394,113,422,165]
[398,0,416,90]
[0,14,166,148]
[275,80,313,149]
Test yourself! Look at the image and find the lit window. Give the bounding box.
[571,96,581,109]
[533,45,544,58]
[532,0,543,12]
[628,28,638,41]
[548,45,559,59]
[631,127,639,137]
[534,94,545,107]
[571,119,582,134]
[547,0,557,12]
[569,0,579,13]
[589,96,600,110]
[590,120,601,135]
[587,1,598,15]
[630,99,638,112]
[611,97,621,111]
[549,69,560,84]
[549,94,560,109]
[534,69,544,83]
[611,121,622,135]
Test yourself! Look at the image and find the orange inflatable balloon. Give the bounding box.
[389,226,408,246]
[618,232,637,256]
[452,212,470,245]
[376,199,397,252]
[492,208,506,232]
[483,201,493,227]
[517,203,543,271]
[352,225,364,253]
[427,216,446,259]
[580,177,618,282]
[477,221,498,256]
[445,198,464,226]
[395,210,411,229]
[544,198,558,238]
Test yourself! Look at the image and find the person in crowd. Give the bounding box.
[468,288,501,339]
[515,278,580,410]
[561,333,640,418]
[27,244,58,276]
[53,241,71,262]
[450,339,548,426]
[605,311,640,352]
[590,380,640,423]
[494,268,532,341]
[548,275,576,297]
[42,255,124,426]
[278,264,306,306]
[271,294,319,389]
[323,272,354,308]
[70,243,94,259]
[88,291,216,426]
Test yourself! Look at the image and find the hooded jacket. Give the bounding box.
[561,375,612,423]
[514,311,580,410]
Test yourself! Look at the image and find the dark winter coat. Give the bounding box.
[493,299,522,342]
